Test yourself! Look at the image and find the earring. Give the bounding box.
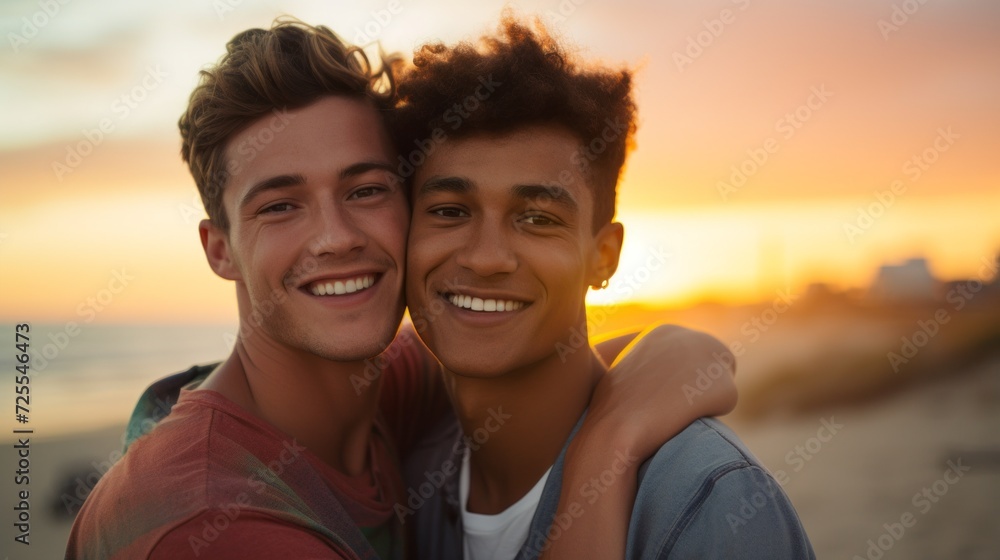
[597,279,609,290]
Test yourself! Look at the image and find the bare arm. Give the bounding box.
[539,324,737,559]
[592,328,641,366]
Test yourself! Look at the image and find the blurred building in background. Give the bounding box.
[868,257,939,304]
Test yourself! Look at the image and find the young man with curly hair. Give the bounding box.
[65,19,738,560]
[394,18,816,559]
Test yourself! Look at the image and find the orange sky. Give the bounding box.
[1,0,998,324]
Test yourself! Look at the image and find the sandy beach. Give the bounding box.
[1,354,996,559]
[1,424,125,559]
[731,356,1000,559]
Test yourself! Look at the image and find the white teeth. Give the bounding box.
[446,294,525,312]
[308,275,376,296]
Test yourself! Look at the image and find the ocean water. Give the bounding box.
[1,323,237,437]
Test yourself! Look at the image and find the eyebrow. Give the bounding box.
[417,176,579,213]
[239,173,306,210]
[416,176,473,198]
[341,161,399,180]
[239,162,399,210]
[513,184,579,213]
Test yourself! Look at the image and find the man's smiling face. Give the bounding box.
[201,96,409,361]
[406,125,622,377]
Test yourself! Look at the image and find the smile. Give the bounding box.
[307,274,377,296]
[445,292,528,312]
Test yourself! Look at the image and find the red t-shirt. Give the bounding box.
[66,327,447,559]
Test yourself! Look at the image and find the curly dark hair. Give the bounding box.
[390,16,637,230]
[179,18,398,231]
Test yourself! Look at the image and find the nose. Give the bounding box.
[454,219,517,277]
[307,202,367,258]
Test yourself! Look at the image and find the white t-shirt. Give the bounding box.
[460,448,553,560]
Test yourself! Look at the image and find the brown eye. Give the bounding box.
[349,185,387,200]
[260,202,293,214]
[432,207,468,218]
[523,214,556,226]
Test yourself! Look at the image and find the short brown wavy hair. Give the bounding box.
[391,16,637,230]
[179,18,397,231]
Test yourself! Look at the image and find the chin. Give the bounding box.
[435,350,518,379]
[324,320,404,360]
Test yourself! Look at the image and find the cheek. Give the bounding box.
[366,205,410,259]
[531,241,588,284]
[387,203,412,250]
[406,214,458,269]
[405,229,445,281]
[243,226,290,269]
[536,250,591,310]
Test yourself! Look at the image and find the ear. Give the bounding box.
[588,222,624,290]
[199,219,241,281]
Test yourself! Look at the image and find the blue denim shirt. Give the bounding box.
[400,414,815,560]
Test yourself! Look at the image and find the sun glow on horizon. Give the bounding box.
[4,183,996,325]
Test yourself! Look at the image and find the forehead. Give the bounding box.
[224,96,395,192]
[415,125,592,205]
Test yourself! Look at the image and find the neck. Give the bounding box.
[201,325,383,476]
[450,331,605,514]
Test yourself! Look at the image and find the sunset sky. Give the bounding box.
[1,0,998,324]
